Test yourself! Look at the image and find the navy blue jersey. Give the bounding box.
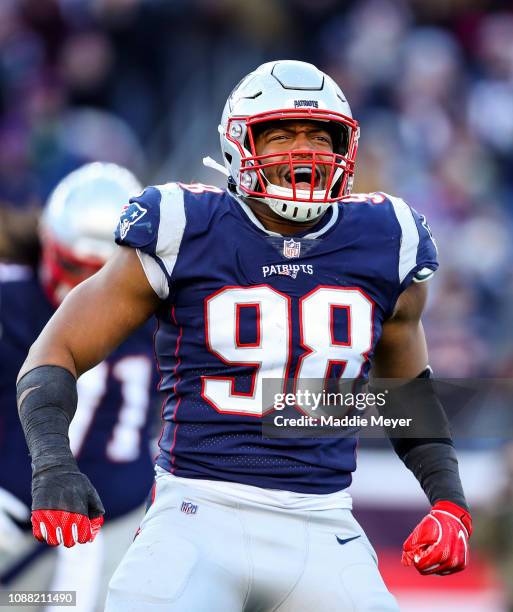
[115,185,438,494]
[0,266,160,519]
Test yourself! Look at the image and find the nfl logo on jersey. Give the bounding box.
[283,238,301,259]
[181,500,198,515]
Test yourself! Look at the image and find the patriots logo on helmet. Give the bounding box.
[119,202,148,240]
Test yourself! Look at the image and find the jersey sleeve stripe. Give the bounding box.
[136,250,170,299]
[388,195,420,283]
[156,183,187,279]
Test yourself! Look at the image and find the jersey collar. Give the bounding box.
[228,191,339,239]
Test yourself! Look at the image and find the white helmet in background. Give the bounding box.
[40,162,142,305]
[219,60,359,222]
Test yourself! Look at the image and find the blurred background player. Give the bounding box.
[0,162,160,612]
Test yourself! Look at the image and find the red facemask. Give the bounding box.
[40,235,104,307]
[227,108,359,204]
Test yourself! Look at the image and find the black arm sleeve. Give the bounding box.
[17,365,105,516]
[17,365,78,474]
[402,442,468,510]
[378,368,469,510]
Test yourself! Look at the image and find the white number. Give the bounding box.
[202,286,290,416]
[178,182,223,194]
[107,357,153,461]
[69,356,152,461]
[341,192,385,204]
[297,287,373,379]
[69,363,108,456]
[203,286,374,416]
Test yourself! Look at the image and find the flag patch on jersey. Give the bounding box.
[181,500,198,515]
[118,202,148,240]
[283,238,301,259]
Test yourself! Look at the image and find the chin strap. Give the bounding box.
[202,157,229,177]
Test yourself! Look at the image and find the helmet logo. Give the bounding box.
[283,238,301,259]
[294,100,319,108]
[119,202,147,240]
[229,123,243,138]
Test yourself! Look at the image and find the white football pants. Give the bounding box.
[106,471,399,612]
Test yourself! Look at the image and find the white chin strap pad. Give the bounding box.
[264,184,328,222]
[260,162,345,222]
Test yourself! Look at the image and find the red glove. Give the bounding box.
[32,510,103,547]
[30,467,105,548]
[402,501,472,575]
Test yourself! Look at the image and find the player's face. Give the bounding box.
[254,120,334,191]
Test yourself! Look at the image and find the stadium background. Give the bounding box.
[1,0,512,610]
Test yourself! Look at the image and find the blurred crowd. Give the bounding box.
[1,0,513,378]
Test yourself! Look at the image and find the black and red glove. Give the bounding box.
[31,466,104,547]
[402,501,472,575]
[17,366,104,548]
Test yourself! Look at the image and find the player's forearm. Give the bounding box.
[402,442,468,510]
[371,282,469,507]
[379,370,468,510]
[17,365,77,469]
[17,364,105,546]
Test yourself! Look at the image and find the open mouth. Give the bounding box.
[283,166,323,191]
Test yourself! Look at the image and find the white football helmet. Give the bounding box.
[40,162,142,304]
[218,60,359,222]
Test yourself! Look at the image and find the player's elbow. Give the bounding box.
[17,333,78,383]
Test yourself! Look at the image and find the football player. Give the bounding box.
[1,163,160,611]
[17,62,471,611]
